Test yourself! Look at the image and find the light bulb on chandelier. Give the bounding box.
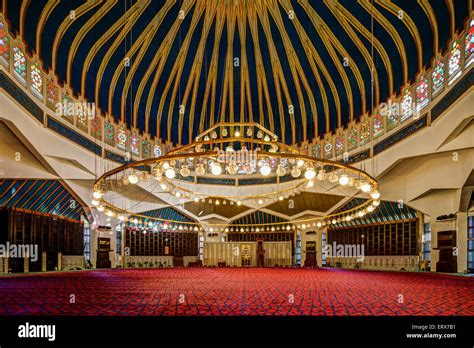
[260,164,271,176]
[128,173,139,184]
[165,168,176,179]
[211,163,222,175]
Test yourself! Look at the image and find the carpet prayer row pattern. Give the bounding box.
[1,268,473,316]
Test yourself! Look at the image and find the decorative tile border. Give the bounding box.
[0,70,43,123]
[431,69,473,122]
[104,150,127,164]
[47,116,102,155]
[239,177,277,186]
[373,115,428,155]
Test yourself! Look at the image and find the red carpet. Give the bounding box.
[1,268,473,316]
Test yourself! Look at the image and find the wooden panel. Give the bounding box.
[125,228,198,257]
[328,219,419,256]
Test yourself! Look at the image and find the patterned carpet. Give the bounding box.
[1,268,473,316]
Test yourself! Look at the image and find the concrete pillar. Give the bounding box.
[317,230,323,267]
[57,252,62,271]
[457,212,468,273]
[41,251,47,272]
[23,256,29,273]
[3,257,9,273]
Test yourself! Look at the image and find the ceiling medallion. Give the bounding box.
[93,123,380,229]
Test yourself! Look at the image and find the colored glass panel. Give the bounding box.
[46,80,58,105]
[401,89,413,121]
[117,126,127,148]
[432,59,445,93]
[153,144,162,157]
[448,41,461,77]
[30,63,43,94]
[416,76,429,111]
[0,22,9,62]
[130,131,139,154]
[13,47,26,80]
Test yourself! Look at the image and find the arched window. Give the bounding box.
[416,76,429,112]
[432,59,445,95]
[373,111,384,137]
[104,121,115,146]
[153,144,162,158]
[312,144,321,158]
[335,130,345,154]
[448,40,461,84]
[13,46,26,82]
[360,119,370,144]
[130,131,139,155]
[30,62,43,97]
[90,116,102,139]
[117,126,128,149]
[400,88,413,122]
[324,141,333,159]
[347,128,357,149]
[0,22,9,66]
[465,19,474,67]
[46,80,58,106]
[142,139,151,159]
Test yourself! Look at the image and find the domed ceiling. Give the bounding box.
[2,0,470,145]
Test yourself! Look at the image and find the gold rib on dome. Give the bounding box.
[375,0,423,72]
[66,0,117,86]
[51,0,103,73]
[418,0,439,55]
[35,0,60,58]
[329,1,387,99]
[19,0,30,39]
[82,0,150,98]
[18,0,456,146]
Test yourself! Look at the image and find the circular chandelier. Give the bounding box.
[92,122,380,230]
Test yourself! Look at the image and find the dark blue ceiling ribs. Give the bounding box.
[333,198,417,228]
[2,0,469,145]
[0,179,85,221]
[139,206,195,223]
[232,210,286,226]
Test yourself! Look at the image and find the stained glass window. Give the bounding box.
[13,46,26,81]
[448,41,461,82]
[400,88,413,122]
[324,142,333,159]
[373,111,384,137]
[76,107,88,131]
[432,59,444,94]
[387,102,399,126]
[117,126,127,148]
[90,116,102,139]
[104,121,115,145]
[0,22,9,64]
[60,94,73,123]
[335,131,345,153]
[46,80,58,105]
[312,144,321,158]
[30,63,43,96]
[153,144,162,158]
[416,76,429,112]
[360,119,370,143]
[347,128,357,149]
[130,131,139,154]
[142,139,151,159]
[466,20,474,66]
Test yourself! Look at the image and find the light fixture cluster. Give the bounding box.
[92,122,381,229]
